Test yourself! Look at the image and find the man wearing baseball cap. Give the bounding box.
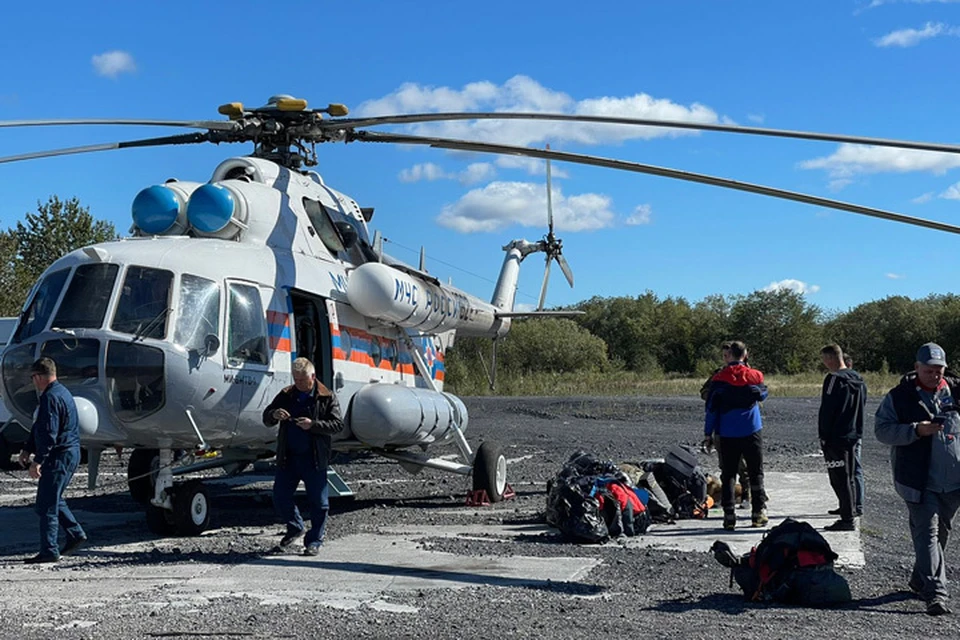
[875,342,960,616]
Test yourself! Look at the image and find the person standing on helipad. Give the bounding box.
[875,342,960,616]
[18,357,88,564]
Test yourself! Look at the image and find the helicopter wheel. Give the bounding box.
[172,481,211,536]
[145,502,177,536]
[128,448,159,505]
[472,441,507,503]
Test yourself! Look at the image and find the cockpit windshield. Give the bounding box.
[111,266,173,339]
[52,263,119,330]
[13,268,70,343]
[174,275,220,351]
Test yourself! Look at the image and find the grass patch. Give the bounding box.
[447,370,902,398]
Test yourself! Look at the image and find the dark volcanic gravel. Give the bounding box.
[1,395,957,639]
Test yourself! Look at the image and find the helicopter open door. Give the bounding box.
[289,291,333,390]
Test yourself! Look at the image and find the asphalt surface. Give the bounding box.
[0,395,957,639]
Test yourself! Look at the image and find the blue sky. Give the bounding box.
[2,0,960,315]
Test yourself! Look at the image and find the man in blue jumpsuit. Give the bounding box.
[19,357,87,563]
[262,357,344,555]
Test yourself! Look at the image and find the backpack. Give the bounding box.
[711,517,851,606]
[653,445,710,518]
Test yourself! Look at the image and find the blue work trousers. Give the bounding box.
[35,448,85,557]
[907,488,960,602]
[273,454,329,545]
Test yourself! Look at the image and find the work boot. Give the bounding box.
[824,519,856,532]
[927,599,951,616]
[24,553,59,564]
[751,509,769,528]
[279,528,304,548]
[723,511,736,531]
[60,535,88,556]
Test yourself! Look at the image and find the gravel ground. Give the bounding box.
[0,395,957,639]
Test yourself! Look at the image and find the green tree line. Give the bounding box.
[446,289,960,390]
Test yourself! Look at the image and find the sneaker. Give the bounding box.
[927,599,951,616]
[279,529,304,548]
[303,542,323,556]
[60,535,88,556]
[751,510,769,528]
[723,512,736,531]
[24,553,59,564]
[824,519,856,532]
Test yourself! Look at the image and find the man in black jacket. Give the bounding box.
[262,357,344,555]
[819,344,867,532]
[875,342,960,616]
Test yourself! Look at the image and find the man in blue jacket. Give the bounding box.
[703,341,768,531]
[875,342,960,616]
[18,357,87,563]
[262,357,344,556]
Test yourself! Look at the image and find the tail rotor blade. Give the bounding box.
[545,144,554,234]
[557,253,575,288]
[538,256,553,311]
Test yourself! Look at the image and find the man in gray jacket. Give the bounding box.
[875,342,960,616]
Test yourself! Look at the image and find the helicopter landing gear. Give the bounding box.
[172,481,211,536]
[472,441,507,503]
[143,449,213,536]
[128,448,159,505]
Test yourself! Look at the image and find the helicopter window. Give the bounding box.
[111,267,174,339]
[383,338,398,369]
[0,343,40,418]
[227,283,268,366]
[41,338,101,382]
[14,268,70,343]
[52,263,119,330]
[339,328,352,360]
[105,341,165,422]
[370,336,382,367]
[174,275,221,351]
[302,198,345,255]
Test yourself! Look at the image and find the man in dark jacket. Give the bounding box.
[819,344,867,532]
[875,342,960,616]
[703,341,769,531]
[18,357,87,563]
[262,357,344,555]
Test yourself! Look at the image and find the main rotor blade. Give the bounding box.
[557,253,575,288]
[0,132,210,164]
[538,256,553,311]
[352,131,960,236]
[0,118,237,131]
[333,111,960,155]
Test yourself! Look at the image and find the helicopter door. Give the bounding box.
[289,291,333,389]
[223,281,273,440]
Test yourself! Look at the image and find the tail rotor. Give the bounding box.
[536,145,575,311]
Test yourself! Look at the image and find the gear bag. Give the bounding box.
[710,517,851,606]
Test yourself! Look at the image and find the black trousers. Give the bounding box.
[822,440,856,522]
[718,431,765,513]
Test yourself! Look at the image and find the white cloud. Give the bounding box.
[436,181,615,233]
[828,178,853,192]
[91,50,136,78]
[800,144,960,178]
[913,192,934,203]
[398,161,497,185]
[874,22,960,47]
[625,204,652,225]
[459,163,496,185]
[398,162,448,182]
[747,113,765,124]
[762,279,821,295]
[865,0,960,8]
[886,272,906,279]
[356,75,725,148]
[939,182,960,199]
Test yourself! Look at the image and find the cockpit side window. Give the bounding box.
[111,266,174,339]
[174,275,220,351]
[227,282,268,366]
[302,197,345,255]
[52,263,119,330]
[14,268,70,343]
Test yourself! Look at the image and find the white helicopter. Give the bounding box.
[2,95,959,536]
